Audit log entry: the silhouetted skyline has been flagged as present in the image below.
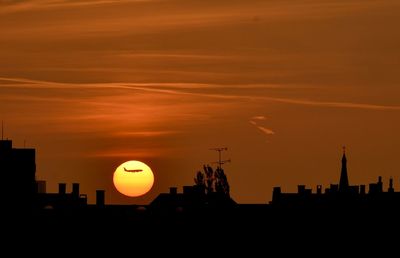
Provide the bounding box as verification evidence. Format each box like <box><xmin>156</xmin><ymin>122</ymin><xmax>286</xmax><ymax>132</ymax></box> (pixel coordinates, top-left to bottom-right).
<box><xmin>3</xmin><ymin>134</ymin><xmax>400</xmax><ymax>254</ymax></box>
<box><xmin>1</xmin><ymin>0</ymin><xmax>400</xmax><ymax>205</ymax></box>
<box><xmin>2</xmin><ymin>136</ymin><xmax>400</xmax><ymax>212</ymax></box>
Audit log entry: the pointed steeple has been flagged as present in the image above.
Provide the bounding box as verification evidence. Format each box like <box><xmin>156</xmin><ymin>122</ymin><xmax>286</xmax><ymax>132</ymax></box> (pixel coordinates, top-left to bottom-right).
<box><xmin>339</xmin><ymin>146</ymin><xmax>349</xmax><ymax>192</ymax></box>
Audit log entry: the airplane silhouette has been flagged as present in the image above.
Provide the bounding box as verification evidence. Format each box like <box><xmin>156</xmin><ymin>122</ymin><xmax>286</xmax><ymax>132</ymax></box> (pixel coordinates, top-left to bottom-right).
<box><xmin>124</xmin><ymin>167</ymin><xmax>143</xmax><ymax>173</ymax></box>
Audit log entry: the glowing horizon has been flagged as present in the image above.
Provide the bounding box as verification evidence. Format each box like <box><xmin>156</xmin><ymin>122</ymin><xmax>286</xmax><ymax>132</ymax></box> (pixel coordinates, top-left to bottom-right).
<box><xmin>1</xmin><ymin>0</ymin><xmax>400</xmax><ymax>204</ymax></box>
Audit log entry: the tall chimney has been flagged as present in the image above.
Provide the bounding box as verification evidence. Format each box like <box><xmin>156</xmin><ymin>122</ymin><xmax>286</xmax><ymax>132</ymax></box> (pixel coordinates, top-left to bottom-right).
<box><xmin>170</xmin><ymin>187</ymin><xmax>177</xmax><ymax>195</ymax></box>
<box><xmin>317</xmin><ymin>185</ymin><xmax>322</xmax><ymax>194</ymax></box>
<box><xmin>96</xmin><ymin>190</ymin><xmax>105</xmax><ymax>207</ymax></box>
<box><xmin>378</xmin><ymin>176</ymin><xmax>383</xmax><ymax>193</ymax></box>
<box><xmin>389</xmin><ymin>178</ymin><xmax>394</xmax><ymax>193</ymax></box>
<box><xmin>360</xmin><ymin>185</ymin><xmax>366</xmax><ymax>195</ymax></box>
<box><xmin>272</xmin><ymin>187</ymin><xmax>281</xmax><ymax>203</ymax></box>
<box><xmin>58</xmin><ymin>183</ymin><xmax>66</xmax><ymax>194</ymax></box>
<box><xmin>72</xmin><ymin>183</ymin><xmax>80</xmax><ymax>197</ymax></box>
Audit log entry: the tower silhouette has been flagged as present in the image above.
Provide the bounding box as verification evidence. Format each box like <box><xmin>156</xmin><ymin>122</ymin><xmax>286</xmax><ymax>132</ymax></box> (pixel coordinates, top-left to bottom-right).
<box><xmin>339</xmin><ymin>147</ymin><xmax>349</xmax><ymax>192</ymax></box>
<box><xmin>0</xmin><ymin>138</ymin><xmax>36</xmax><ymax>207</ymax></box>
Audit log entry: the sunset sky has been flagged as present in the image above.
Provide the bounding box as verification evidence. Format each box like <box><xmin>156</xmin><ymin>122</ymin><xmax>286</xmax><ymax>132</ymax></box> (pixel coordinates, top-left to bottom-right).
<box><xmin>1</xmin><ymin>0</ymin><xmax>400</xmax><ymax>204</ymax></box>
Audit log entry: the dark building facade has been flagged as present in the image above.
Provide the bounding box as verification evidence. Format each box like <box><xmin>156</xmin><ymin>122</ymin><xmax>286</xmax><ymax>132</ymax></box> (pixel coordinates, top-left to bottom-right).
<box><xmin>150</xmin><ymin>185</ymin><xmax>236</xmax><ymax>212</ymax></box>
<box><xmin>0</xmin><ymin>139</ymin><xmax>36</xmax><ymax>206</ymax></box>
<box><xmin>0</xmin><ymin>139</ymin><xmax>90</xmax><ymax>211</ymax></box>
<box><xmin>35</xmin><ymin>182</ymin><xmax>88</xmax><ymax>210</ymax></box>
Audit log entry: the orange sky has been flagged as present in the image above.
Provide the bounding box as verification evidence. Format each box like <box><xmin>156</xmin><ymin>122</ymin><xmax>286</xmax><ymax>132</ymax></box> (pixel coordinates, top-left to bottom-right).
<box><xmin>1</xmin><ymin>0</ymin><xmax>400</xmax><ymax>204</ymax></box>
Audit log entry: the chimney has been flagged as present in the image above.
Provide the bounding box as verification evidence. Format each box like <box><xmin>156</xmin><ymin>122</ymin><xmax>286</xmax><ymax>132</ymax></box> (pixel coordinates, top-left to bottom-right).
<box><xmin>360</xmin><ymin>185</ymin><xmax>366</xmax><ymax>195</ymax></box>
<box><xmin>272</xmin><ymin>187</ymin><xmax>281</xmax><ymax>203</ymax></box>
<box><xmin>96</xmin><ymin>190</ymin><xmax>105</xmax><ymax>207</ymax></box>
<box><xmin>389</xmin><ymin>178</ymin><xmax>394</xmax><ymax>193</ymax></box>
<box><xmin>298</xmin><ymin>185</ymin><xmax>306</xmax><ymax>194</ymax></box>
<box><xmin>36</xmin><ymin>180</ymin><xmax>46</xmax><ymax>194</ymax></box>
<box><xmin>170</xmin><ymin>187</ymin><xmax>177</xmax><ymax>195</ymax></box>
<box><xmin>317</xmin><ymin>185</ymin><xmax>322</xmax><ymax>194</ymax></box>
<box><xmin>377</xmin><ymin>176</ymin><xmax>383</xmax><ymax>193</ymax></box>
<box><xmin>72</xmin><ymin>183</ymin><xmax>80</xmax><ymax>197</ymax></box>
<box><xmin>58</xmin><ymin>183</ymin><xmax>66</xmax><ymax>194</ymax></box>
<box><xmin>273</xmin><ymin>187</ymin><xmax>281</xmax><ymax>195</ymax></box>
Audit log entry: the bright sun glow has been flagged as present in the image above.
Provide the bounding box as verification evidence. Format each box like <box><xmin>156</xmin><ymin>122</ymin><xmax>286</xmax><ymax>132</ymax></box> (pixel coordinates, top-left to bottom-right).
<box><xmin>113</xmin><ymin>160</ymin><xmax>154</xmax><ymax>197</ymax></box>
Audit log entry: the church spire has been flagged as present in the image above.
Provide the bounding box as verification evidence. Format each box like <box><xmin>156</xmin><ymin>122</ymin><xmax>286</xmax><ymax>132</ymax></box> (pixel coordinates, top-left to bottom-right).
<box><xmin>339</xmin><ymin>146</ymin><xmax>349</xmax><ymax>192</ymax></box>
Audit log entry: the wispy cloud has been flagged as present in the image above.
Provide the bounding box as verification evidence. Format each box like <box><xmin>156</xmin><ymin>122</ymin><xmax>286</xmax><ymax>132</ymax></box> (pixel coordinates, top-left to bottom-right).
<box><xmin>121</xmin><ymin>85</ymin><xmax>400</xmax><ymax>111</ymax></box>
<box><xmin>251</xmin><ymin>116</ymin><xmax>267</xmax><ymax>121</ymax></box>
<box><xmin>256</xmin><ymin>126</ymin><xmax>275</xmax><ymax>135</ymax></box>
<box><xmin>2</xmin><ymin>1</ymin><xmax>400</xmax><ymax>205</ymax></box>
<box><xmin>249</xmin><ymin>115</ymin><xmax>275</xmax><ymax>137</ymax></box>
<box><xmin>1</xmin><ymin>77</ymin><xmax>400</xmax><ymax>111</ymax></box>
<box><xmin>116</xmin><ymin>52</ymin><xmax>236</xmax><ymax>61</ymax></box>
<box><xmin>261</xmin><ymin>97</ymin><xmax>400</xmax><ymax>111</ymax></box>
<box><xmin>3</xmin><ymin>0</ymin><xmax>397</xmax><ymax>40</ymax></box>
<box><xmin>113</xmin><ymin>130</ymin><xmax>180</xmax><ymax>137</ymax></box>
<box><xmin>0</xmin><ymin>0</ymin><xmax>154</xmax><ymax>14</ymax></box>
<box><xmin>89</xmin><ymin>148</ymin><xmax>172</xmax><ymax>159</ymax></box>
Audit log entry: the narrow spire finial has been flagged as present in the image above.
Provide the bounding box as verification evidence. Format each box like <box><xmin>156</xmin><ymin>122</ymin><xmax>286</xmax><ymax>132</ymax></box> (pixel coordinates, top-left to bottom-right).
<box><xmin>339</xmin><ymin>146</ymin><xmax>349</xmax><ymax>191</ymax></box>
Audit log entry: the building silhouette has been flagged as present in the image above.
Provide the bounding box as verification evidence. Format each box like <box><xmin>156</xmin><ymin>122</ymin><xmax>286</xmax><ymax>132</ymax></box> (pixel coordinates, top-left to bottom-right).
<box><xmin>271</xmin><ymin>149</ymin><xmax>400</xmax><ymax>208</ymax></box>
<box><xmin>0</xmin><ymin>139</ymin><xmax>36</xmax><ymax>207</ymax></box>
<box><xmin>0</xmin><ymin>138</ymin><xmax>92</xmax><ymax>212</ymax></box>
<box><xmin>3</xmin><ymin>135</ymin><xmax>400</xmax><ymax>253</ymax></box>
<box><xmin>2</xmin><ymin>135</ymin><xmax>400</xmax><ymax>219</ymax></box>
<box><xmin>150</xmin><ymin>185</ymin><xmax>236</xmax><ymax>212</ymax></box>
<box><xmin>339</xmin><ymin>147</ymin><xmax>349</xmax><ymax>192</ymax></box>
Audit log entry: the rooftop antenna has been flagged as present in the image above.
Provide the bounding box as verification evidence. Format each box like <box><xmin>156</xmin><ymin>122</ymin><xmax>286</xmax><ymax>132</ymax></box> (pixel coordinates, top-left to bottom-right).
<box><xmin>209</xmin><ymin>147</ymin><xmax>231</xmax><ymax>169</ymax></box>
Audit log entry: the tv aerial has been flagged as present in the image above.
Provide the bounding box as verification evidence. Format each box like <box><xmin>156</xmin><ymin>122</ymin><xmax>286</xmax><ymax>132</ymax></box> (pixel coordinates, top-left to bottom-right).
<box><xmin>209</xmin><ymin>147</ymin><xmax>231</xmax><ymax>169</ymax></box>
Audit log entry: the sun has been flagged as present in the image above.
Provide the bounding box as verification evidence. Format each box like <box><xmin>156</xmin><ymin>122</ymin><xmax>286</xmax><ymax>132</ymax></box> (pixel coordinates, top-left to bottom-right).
<box><xmin>113</xmin><ymin>160</ymin><xmax>154</xmax><ymax>197</ymax></box>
